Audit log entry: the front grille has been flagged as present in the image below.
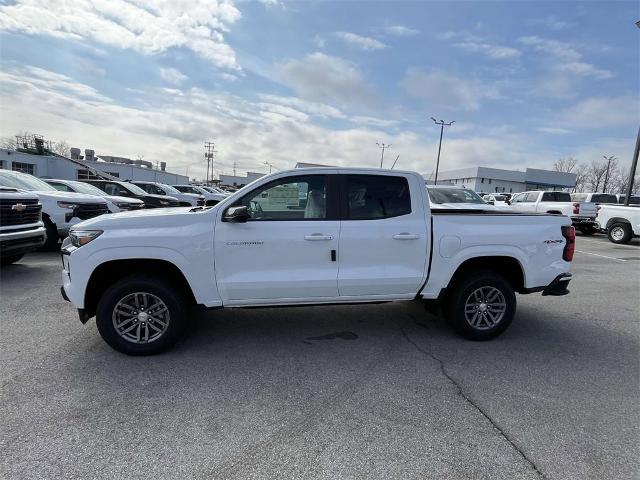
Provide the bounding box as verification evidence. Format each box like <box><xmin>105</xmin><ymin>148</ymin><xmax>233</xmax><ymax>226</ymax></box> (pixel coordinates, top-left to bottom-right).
<box><xmin>74</xmin><ymin>203</ymin><xmax>109</xmax><ymax>220</ymax></box>
<box><xmin>0</xmin><ymin>199</ymin><xmax>41</xmax><ymax>227</ymax></box>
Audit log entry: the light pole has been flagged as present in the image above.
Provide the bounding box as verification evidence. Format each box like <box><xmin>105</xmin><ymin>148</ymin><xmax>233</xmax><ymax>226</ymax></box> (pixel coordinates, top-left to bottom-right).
<box><xmin>376</xmin><ymin>142</ymin><xmax>391</xmax><ymax>168</ymax></box>
<box><xmin>264</xmin><ymin>161</ymin><xmax>274</xmax><ymax>173</ymax></box>
<box><xmin>430</xmin><ymin>117</ymin><xmax>455</xmax><ymax>184</ymax></box>
<box><xmin>602</xmin><ymin>155</ymin><xmax>615</xmax><ymax>193</ymax></box>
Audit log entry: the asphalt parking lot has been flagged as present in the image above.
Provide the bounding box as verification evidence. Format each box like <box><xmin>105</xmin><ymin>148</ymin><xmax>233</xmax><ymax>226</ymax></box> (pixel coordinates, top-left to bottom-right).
<box><xmin>1</xmin><ymin>234</ymin><xmax>639</xmax><ymax>480</ymax></box>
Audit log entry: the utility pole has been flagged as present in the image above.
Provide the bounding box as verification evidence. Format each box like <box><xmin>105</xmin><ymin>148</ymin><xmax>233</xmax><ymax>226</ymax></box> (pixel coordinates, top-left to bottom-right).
<box><xmin>624</xmin><ymin>127</ymin><xmax>639</xmax><ymax>205</ymax></box>
<box><xmin>233</xmin><ymin>160</ymin><xmax>237</xmax><ymax>177</ymax></box>
<box><xmin>264</xmin><ymin>161</ymin><xmax>274</xmax><ymax>173</ymax></box>
<box><xmin>391</xmin><ymin>155</ymin><xmax>400</xmax><ymax>169</ymax></box>
<box><xmin>204</xmin><ymin>141</ymin><xmax>216</xmax><ymax>184</ymax></box>
<box><xmin>602</xmin><ymin>155</ymin><xmax>615</xmax><ymax>193</ymax></box>
<box><xmin>376</xmin><ymin>142</ymin><xmax>391</xmax><ymax>168</ymax></box>
<box><xmin>430</xmin><ymin>117</ymin><xmax>455</xmax><ymax>185</ymax></box>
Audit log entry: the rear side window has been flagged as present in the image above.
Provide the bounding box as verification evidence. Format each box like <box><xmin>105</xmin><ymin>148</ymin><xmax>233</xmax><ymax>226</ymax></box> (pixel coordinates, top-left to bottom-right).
<box><xmin>345</xmin><ymin>175</ymin><xmax>411</xmax><ymax>220</ymax></box>
<box><xmin>541</xmin><ymin>192</ymin><xmax>571</xmax><ymax>202</ymax></box>
<box><xmin>590</xmin><ymin>194</ymin><xmax>617</xmax><ymax>203</ymax></box>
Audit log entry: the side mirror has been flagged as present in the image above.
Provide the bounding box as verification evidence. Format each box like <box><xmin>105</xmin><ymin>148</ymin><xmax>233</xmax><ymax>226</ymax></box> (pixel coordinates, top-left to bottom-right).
<box><xmin>224</xmin><ymin>205</ymin><xmax>250</xmax><ymax>223</ymax></box>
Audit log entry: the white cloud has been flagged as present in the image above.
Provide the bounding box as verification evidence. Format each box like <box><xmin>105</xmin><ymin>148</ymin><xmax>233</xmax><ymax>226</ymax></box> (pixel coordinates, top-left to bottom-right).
<box><xmin>530</xmin><ymin>16</ymin><xmax>572</xmax><ymax>31</ymax></box>
<box><xmin>537</xmin><ymin>127</ymin><xmax>572</xmax><ymax>135</ymax></box>
<box><xmin>275</xmin><ymin>52</ymin><xmax>376</xmax><ymax>108</ymax></box>
<box><xmin>400</xmin><ymin>68</ymin><xmax>499</xmax><ymax>111</ymax></box>
<box><xmin>385</xmin><ymin>25</ymin><xmax>420</xmax><ymax>36</ymax></box>
<box><xmin>0</xmin><ymin>0</ymin><xmax>242</xmax><ymax>69</ymax></box>
<box><xmin>333</xmin><ymin>32</ymin><xmax>386</xmax><ymax>51</ymax></box>
<box><xmin>438</xmin><ymin>32</ymin><xmax>520</xmax><ymax>60</ymax></box>
<box><xmin>159</xmin><ymin>68</ymin><xmax>188</xmax><ymax>86</ymax></box>
<box><xmin>518</xmin><ymin>36</ymin><xmax>612</xmax><ymax>79</ymax></box>
<box><xmin>561</xmin><ymin>96</ymin><xmax>639</xmax><ymax>128</ymax></box>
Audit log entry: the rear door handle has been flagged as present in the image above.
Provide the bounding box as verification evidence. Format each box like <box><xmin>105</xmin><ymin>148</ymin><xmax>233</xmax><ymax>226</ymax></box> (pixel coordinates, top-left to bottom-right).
<box><xmin>393</xmin><ymin>233</ymin><xmax>419</xmax><ymax>240</ymax></box>
<box><xmin>304</xmin><ymin>234</ymin><xmax>333</xmax><ymax>241</ymax></box>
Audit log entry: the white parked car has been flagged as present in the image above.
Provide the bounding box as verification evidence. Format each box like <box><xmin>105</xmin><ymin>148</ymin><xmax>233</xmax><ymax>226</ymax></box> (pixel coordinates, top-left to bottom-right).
<box><xmin>172</xmin><ymin>184</ymin><xmax>227</xmax><ymax>206</ymax></box>
<box><xmin>0</xmin><ymin>169</ymin><xmax>109</xmax><ymax>250</ymax></box>
<box><xmin>483</xmin><ymin>194</ymin><xmax>510</xmax><ymax>206</ymax></box>
<box><xmin>426</xmin><ymin>186</ymin><xmax>496</xmax><ymax>210</ymax></box>
<box><xmin>45</xmin><ymin>179</ymin><xmax>145</xmax><ymax>213</ymax></box>
<box><xmin>61</xmin><ymin>168</ymin><xmax>575</xmax><ymax>355</ymax></box>
<box><xmin>0</xmin><ymin>186</ymin><xmax>46</xmax><ymax>265</ymax></box>
<box><xmin>132</xmin><ymin>181</ymin><xmax>204</xmax><ymax>207</ymax></box>
<box><xmin>509</xmin><ymin>190</ymin><xmax>598</xmax><ymax>234</ymax></box>
<box><xmin>595</xmin><ymin>204</ymin><xmax>640</xmax><ymax>244</ymax></box>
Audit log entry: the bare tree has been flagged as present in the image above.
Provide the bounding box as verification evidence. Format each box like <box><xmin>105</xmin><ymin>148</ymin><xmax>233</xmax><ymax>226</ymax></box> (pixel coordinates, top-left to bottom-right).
<box><xmin>51</xmin><ymin>140</ymin><xmax>70</xmax><ymax>157</ymax></box>
<box><xmin>601</xmin><ymin>155</ymin><xmax>618</xmax><ymax>193</ymax></box>
<box><xmin>553</xmin><ymin>157</ymin><xmax>578</xmax><ymax>173</ymax></box>
<box><xmin>584</xmin><ymin>159</ymin><xmax>609</xmax><ymax>192</ymax></box>
<box><xmin>0</xmin><ymin>136</ymin><xmax>16</xmax><ymax>150</ymax></box>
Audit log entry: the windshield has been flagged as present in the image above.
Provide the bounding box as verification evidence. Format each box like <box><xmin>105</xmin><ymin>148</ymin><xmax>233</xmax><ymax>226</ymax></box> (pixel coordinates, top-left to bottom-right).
<box><xmin>428</xmin><ymin>188</ymin><xmax>485</xmax><ymax>204</ymax></box>
<box><xmin>158</xmin><ymin>183</ymin><xmax>182</xmax><ymax>194</ymax></box>
<box><xmin>122</xmin><ymin>182</ymin><xmax>148</xmax><ymax>195</ymax></box>
<box><xmin>68</xmin><ymin>181</ymin><xmax>108</xmax><ymax>196</ymax></box>
<box><xmin>0</xmin><ymin>170</ymin><xmax>57</xmax><ymax>191</ymax></box>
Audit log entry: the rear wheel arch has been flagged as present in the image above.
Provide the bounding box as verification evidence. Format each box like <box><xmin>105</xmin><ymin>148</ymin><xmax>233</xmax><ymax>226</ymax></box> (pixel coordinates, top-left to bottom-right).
<box><xmin>606</xmin><ymin>217</ymin><xmax>630</xmax><ymax>229</ymax></box>
<box><xmin>444</xmin><ymin>256</ymin><xmax>526</xmax><ymax>296</ymax></box>
<box><xmin>84</xmin><ymin>259</ymin><xmax>197</xmax><ymax>319</ymax></box>
<box><xmin>546</xmin><ymin>210</ymin><xmax>563</xmax><ymax>215</ymax></box>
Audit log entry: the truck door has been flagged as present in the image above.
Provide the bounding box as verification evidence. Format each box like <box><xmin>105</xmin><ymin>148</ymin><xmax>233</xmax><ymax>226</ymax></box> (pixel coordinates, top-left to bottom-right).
<box><xmin>214</xmin><ymin>174</ymin><xmax>340</xmax><ymax>303</ymax></box>
<box><xmin>337</xmin><ymin>174</ymin><xmax>429</xmax><ymax>296</ymax></box>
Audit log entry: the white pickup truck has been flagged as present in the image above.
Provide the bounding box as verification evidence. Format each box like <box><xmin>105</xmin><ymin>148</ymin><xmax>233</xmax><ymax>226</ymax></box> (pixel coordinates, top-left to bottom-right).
<box><xmin>509</xmin><ymin>190</ymin><xmax>598</xmax><ymax>234</ymax></box>
<box><xmin>595</xmin><ymin>204</ymin><xmax>640</xmax><ymax>244</ymax></box>
<box><xmin>61</xmin><ymin>168</ymin><xmax>576</xmax><ymax>355</ymax></box>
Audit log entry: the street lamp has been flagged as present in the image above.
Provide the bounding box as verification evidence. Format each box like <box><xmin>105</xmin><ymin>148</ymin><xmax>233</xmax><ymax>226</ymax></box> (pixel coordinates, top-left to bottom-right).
<box><xmin>430</xmin><ymin>117</ymin><xmax>455</xmax><ymax>185</ymax></box>
<box><xmin>376</xmin><ymin>142</ymin><xmax>391</xmax><ymax>168</ymax></box>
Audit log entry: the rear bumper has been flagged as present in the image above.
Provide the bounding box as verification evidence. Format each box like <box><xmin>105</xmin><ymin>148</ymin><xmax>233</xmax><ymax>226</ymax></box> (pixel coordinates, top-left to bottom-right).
<box><xmin>0</xmin><ymin>226</ymin><xmax>46</xmax><ymax>256</ymax></box>
<box><xmin>542</xmin><ymin>273</ymin><xmax>572</xmax><ymax>296</ymax></box>
<box><xmin>571</xmin><ymin>217</ymin><xmax>597</xmax><ymax>228</ymax></box>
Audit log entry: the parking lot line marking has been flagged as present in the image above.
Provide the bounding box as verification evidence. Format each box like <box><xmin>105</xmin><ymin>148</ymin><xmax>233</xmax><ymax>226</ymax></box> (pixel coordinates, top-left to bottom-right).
<box><xmin>575</xmin><ymin>250</ymin><xmax>626</xmax><ymax>262</ymax></box>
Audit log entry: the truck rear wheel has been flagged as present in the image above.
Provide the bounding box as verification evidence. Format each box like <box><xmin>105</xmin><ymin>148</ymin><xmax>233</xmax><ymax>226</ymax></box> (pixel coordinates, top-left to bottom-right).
<box><xmin>96</xmin><ymin>274</ymin><xmax>188</xmax><ymax>355</ymax></box>
<box><xmin>579</xmin><ymin>225</ymin><xmax>596</xmax><ymax>235</ymax></box>
<box><xmin>446</xmin><ymin>270</ymin><xmax>516</xmax><ymax>340</ymax></box>
<box><xmin>607</xmin><ymin>223</ymin><xmax>632</xmax><ymax>244</ymax></box>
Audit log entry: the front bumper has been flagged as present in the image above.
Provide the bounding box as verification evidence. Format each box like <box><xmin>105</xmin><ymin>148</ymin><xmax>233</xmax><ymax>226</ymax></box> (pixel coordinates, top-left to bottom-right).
<box><xmin>0</xmin><ymin>226</ymin><xmax>46</xmax><ymax>256</ymax></box>
<box><xmin>542</xmin><ymin>273</ymin><xmax>572</xmax><ymax>296</ymax></box>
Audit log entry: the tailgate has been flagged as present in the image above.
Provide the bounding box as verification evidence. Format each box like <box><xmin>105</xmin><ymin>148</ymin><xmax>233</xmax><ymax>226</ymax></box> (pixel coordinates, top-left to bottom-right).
<box><xmin>579</xmin><ymin>202</ymin><xmax>597</xmax><ymax>218</ymax></box>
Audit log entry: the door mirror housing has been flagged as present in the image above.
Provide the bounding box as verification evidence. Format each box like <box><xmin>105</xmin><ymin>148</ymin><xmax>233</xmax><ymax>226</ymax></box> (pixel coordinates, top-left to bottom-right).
<box><xmin>224</xmin><ymin>205</ymin><xmax>250</xmax><ymax>223</ymax></box>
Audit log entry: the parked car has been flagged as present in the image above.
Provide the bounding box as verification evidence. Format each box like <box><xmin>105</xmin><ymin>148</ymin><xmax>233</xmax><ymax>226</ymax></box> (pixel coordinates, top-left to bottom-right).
<box><xmin>61</xmin><ymin>168</ymin><xmax>575</xmax><ymax>355</ymax></box>
<box><xmin>427</xmin><ymin>186</ymin><xmax>495</xmax><ymax>209</ymax></box>
<box><xmin>82</xmin><ymin>180</ymin><xmax>180</xmax><ymax>209</ymax></box>
<box><xmin>172</xmin><ymin>184</ymin><xmax>226</xmax><ymax>206</ymax></box>
<box><xmin>45</xmin><ymin>179</ymin><xmax>144</xmax><ymax>213</ymax></box>
<box><xmin>0</xmin><ymin>169</ymin><xmax>109</xmax><ymax>250</ymax></box>
<box><xmin>614</xmin><ymin>194</ymin><xmax>640</xmax><ymax>205</ymax></box>
<box><xmin>595</xmin><ymin>204</ymin><xmax>640</xmax><ymax>244</ymax></box>
<box><xmin>132</xmin><ymin>181</ymin><xmax>204</xmax><ymax>207</ymax></box>
<box><xmin>203</xmin><ymin>186</ymin><xmax>231</xmax><ymax>196</ymax></box>
<box><xmin>483</xmin><ymin>194</ymin><xmax>510</xmax><ymax>206</ymax></box>
<box><xmin>0</xmin><ymin>186</ymin><xmax>46</xmax><ymax>265</ymax></box>
<box><xmin>570</xmin><ymin>192</ymin><xmax>618</xmax><ymax>205</ymax></box>
<box><xmin>509</xmin><ymin>190</ymin><xmax>598</xmax><ymax>234</ymax></box>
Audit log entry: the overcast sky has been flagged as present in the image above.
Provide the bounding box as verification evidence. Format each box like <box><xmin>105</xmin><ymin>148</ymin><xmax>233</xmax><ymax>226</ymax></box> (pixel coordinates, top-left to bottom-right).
<box><xmin>0</xmin><ymin>0</ymin><xmax>638</xmax><ymax>179</ymax></box>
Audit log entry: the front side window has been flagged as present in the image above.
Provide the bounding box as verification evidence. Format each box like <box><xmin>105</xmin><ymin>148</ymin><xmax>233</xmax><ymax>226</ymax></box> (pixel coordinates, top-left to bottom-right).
<box><xmin>346</xmin><ymin>175</ymin><xmax>411</xmax><ymax>219</ymax></box>
<box><xmin>525</xmin><ymin>192</ymin><xmax>540</xmax><ymax>202</ymax></box>
<box><xmin>236</xmin><ymin>175</ymin><xmax>327</xmax><ymax>221</ymax></box>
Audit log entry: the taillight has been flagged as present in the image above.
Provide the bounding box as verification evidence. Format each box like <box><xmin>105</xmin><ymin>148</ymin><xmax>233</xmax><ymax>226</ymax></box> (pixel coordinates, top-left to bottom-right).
<box><xmin>572</xmin><ymin>202</ymin><xmax>580</xmax><ymax>214</ymax></box>
<box><xmin>561</xmin><ymin>225</ymin><xmax>576</xmax><ymax>262</ymax></box>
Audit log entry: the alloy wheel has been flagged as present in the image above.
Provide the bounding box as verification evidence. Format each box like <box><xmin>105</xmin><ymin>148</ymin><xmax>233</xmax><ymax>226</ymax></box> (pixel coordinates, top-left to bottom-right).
<box><xmin>464</xmin><ymin>286</ymin><xmax>507</xmax><ymax>330</ymax></box>
<box><xmin>112</xmin><ymin>292</ymin><xmax>170</xmax><ymax>344</ymax></box>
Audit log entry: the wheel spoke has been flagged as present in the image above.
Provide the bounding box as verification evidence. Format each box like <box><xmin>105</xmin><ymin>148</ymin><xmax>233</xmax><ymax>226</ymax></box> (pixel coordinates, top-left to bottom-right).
<box><xmin>120</xmin><ymin>322</ymin><xmax>138</xmax><ymax>334</ymax></box>
<box><xmin>147</xmin><ymin>315</ymin><xmax>167</xmax><ymax>327</ymax></box>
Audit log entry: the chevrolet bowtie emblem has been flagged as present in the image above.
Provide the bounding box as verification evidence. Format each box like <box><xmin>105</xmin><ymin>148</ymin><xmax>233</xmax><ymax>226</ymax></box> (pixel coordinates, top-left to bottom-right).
<box><xmin>11</xmin><ymin>203</ymin><xmax>27</xmax><ymax>212</ymax></box>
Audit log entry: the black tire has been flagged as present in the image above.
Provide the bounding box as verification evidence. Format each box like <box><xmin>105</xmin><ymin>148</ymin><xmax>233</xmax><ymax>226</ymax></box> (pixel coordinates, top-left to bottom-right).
<box><xmin>0</xmin><ymin>253</ymin><xmax>24</xmax><ymax>266</ymax></box>
<box><xmin>95</xmin><ymin>274</ymin><xmax>189</xmax><ymax>355</ymax></box>
<box><xmin>39</xmin><ymin>216</ymin><xmax>59</xmax><ymax>251</ymax></box>
<box><xmin>607</xmin><ymin>223</ymin><xmax>632</xmax><ymax>244</ymax></box>
<box><xmin>579</xmin><ymin>225</ymin><xmax>596</xmax><ymax>235</ymax></box>
<box><xmin>446</xmin><ymin>270</ymin><xmax>516</xmax><ymax>341</ymax></box>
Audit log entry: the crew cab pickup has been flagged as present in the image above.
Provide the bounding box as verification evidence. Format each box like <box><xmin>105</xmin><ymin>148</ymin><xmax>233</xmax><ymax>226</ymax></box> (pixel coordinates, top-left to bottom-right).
<box><xmin>595</xmin><ymin>204</ymin><xmax>640</xmax><ymax>244</ymax></box>
<box><xmin>509</xmin><ymin>190</ymin><xmax>598</xmax><ymax>234</ymax></box>
<box><xmin>61</xmin><ymin>168</ymin><xmax>575</xmax><ymax>355</ymax></box>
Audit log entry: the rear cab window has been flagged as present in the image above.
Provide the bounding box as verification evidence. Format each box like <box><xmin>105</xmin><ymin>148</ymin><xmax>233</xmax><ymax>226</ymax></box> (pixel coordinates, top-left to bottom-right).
<box><xmin>344</xmin><ymin>175</ymin><xmax>411</xmax><ymax>220</ymax></box>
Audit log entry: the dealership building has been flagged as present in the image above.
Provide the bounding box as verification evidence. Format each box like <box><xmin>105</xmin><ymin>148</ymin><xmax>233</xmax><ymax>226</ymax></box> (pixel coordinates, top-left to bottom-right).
<box><xmin>425</xmin><ymin>166</ymin><xmax>577</xmax><ymax>194</ymax></box>
<box><xmin>0</xmin><ymin>147</ymin><xmax>188</xmax><ymax>185</ymax></box>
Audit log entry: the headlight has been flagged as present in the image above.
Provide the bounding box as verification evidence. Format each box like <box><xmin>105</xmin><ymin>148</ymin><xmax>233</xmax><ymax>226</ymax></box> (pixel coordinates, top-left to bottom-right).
<box><xmin>115</xmin><ymin>202</ymin><xmax>130</xmax><ymax>208</ymax></box>
<box><xmin>69</xmin><ymin>230</ymin><xmax>103</xmax><ymax>247</ymax></box>
<box><xmin>159</xmin><ymin>200</ymin><xmax>170</xmax><ymax>206</ymax></box>
<box><xmin>58</xmin><ymin>201</ymin><xmax>79</xmax><ymax>209</ymax></box>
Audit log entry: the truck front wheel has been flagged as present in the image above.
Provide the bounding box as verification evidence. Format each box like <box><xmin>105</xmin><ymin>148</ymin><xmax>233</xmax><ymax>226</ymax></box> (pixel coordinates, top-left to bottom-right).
<box><xmin>96</xmin><ymin>275</ymin><xmax>188</xmax><ymax>355</ymax></box>
<box><xmin>447</xmin><ymin>270</ymin><xmax>516</xmax><ymax>340</ymax></box>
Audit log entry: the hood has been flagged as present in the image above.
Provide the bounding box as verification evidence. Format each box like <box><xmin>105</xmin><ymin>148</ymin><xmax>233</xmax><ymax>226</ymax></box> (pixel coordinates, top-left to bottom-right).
<box><xmin>103</xmin><ymin>194</ymin><xmax>144</xmax><ymax>204</ymax></box>
<box><xmin>0</xmin><ymin>187</ymin><xmax>40</xmax><ymax>201</ymax></box>
<box><xmin>72</xmin><ymin>205</ymin><xmax>208</xmax><ymax>230</ymax></box>
<box><xmin>34</xmin><ymin>190</ymin><xmax>106</xmax><ymax>203</ymax></box>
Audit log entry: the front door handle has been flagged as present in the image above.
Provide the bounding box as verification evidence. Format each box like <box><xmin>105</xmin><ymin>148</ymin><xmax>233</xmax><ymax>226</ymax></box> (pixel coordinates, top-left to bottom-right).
<box><xmin>393</xmin><ymin>233</ymin><xmax>419</xmax><ymax>240</ymax></box>
<box><xmin>304</xmin><ymin>233</ymin><xmax>333</xmax><ymax>241</ymax></box>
